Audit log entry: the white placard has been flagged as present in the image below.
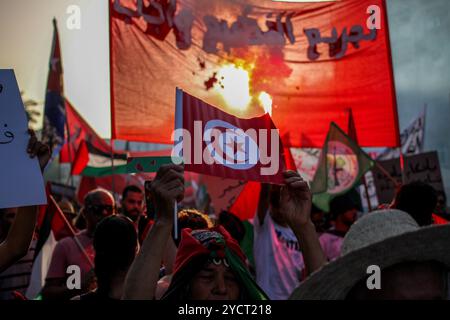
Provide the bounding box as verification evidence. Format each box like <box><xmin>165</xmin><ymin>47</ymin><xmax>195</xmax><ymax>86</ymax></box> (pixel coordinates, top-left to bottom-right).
<box><xmin>0</xmin><ymin>69</ymin><xmax>47</xmax><ymax>208</ymax></box>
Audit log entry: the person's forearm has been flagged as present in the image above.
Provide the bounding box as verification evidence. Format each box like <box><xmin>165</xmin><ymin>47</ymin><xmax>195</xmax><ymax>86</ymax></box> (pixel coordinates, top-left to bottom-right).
<box><xmin>0</xmin><ymin>206</ymin><xmax>38</xmax><ymax>273</ymax></box>
<box><xmin>291</xmin><ymin>221</ymin><xmax>327</xmax><ymax>276</ymax></box>
<box><xmin>163</xmin><ymin>238</ymin><xmax>177</xmax><ymax>275</ymax></box>
<box><xmin>123</xmin><ymin>219</ymin><xmax>172</xmax><ymax>300</ymax></box>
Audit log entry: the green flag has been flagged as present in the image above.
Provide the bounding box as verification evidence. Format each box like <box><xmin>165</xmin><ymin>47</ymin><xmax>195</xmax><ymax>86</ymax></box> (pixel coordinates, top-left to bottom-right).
<box><xmin>126</xmin><ymin>156</ymin><xmax>182</xmax><ymax>173</ymax></box>
<box><xmin>311</xmin><ymin>122</ymin><xmax>374</xmax><ymax>212</ymax></box>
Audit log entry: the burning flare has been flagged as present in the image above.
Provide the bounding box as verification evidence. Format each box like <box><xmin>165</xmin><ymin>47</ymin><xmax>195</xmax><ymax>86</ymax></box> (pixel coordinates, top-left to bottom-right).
<box><xmin>258</xmin><ymin>91</ymin><xmax>273</xmax><ymax>116</ymax></box>
<box><xmin>214</xmin><ymin>62</ymin><xmax>273</xmax><ymax>116</ymax></box>
<box><xmin>215</xmin><ymin>64</ymin><xmax>252</xmax><ymax>111</ymax></box>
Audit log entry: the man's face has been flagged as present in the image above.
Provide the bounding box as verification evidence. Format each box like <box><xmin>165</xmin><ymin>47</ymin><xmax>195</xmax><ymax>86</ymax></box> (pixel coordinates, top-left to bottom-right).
<box><xmin>189</xmin><ymin>261</ymin><xmax>241</xmax><ymax>300</ymax></box>
<box><xmin>347</xmin><ymin>261</ymin><xmax>447</xmax><ymax>300</ymax></box>
<box><xmin>85</xmin><ymin>192</ymin><xmax>115</xmax><ymax>228</ymax></box>
<box><xmin>121</xmin><ymin>191</ymin><xmax>143</xmax><ymax>222</ymax></box>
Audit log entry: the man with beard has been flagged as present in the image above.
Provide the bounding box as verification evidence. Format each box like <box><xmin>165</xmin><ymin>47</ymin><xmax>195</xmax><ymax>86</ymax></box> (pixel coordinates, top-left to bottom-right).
<box><xmin>120</xmin><ymin>185</ymin><xmax>144</xmax><ymax>227</ymax></box>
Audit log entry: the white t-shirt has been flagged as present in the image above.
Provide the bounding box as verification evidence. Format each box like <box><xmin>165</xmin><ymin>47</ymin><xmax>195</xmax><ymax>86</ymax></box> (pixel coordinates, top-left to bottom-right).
<box><xmin>319</xmin><ymin>232</ymin><xmax>344</xmax><ymax>262</ymax></box>
<box><xmin>253</xmin><ymin>212</ymin><xmax>305</xmax><ymax>300</ymax></box>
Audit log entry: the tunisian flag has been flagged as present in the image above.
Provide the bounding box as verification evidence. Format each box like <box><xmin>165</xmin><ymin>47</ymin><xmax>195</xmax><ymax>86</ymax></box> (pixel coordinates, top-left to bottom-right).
<box><xmin>175</xmin><ymin>89</ymin><xmax>286</xmax><ymax>184</ymax></box>
<box><xmin>110</xmin><ymin>0</ymin><xmax>399</xmax><ymax>148</ymax></box>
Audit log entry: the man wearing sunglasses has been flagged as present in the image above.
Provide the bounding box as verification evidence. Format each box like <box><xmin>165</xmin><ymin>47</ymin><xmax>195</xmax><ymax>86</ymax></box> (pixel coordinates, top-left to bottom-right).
<box><xmin>42</xmin><ymin>189</ymin><xmax>115</xmax><ymax>300</ymax></box>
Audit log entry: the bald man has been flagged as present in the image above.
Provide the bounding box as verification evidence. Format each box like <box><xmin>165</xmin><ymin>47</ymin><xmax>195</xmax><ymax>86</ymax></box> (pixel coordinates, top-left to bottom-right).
<box><xmin>42</xmin><ymin>189</ymin><xmax>115</xmax><ymax>300</ymax></box>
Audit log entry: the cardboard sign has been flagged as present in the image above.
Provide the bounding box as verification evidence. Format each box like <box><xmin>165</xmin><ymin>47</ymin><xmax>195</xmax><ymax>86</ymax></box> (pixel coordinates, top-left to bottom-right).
<box><xmin>0</xmin><ymin>70</ymin><xmax>47</xmax><ymax>208</ymax></box>
<box><xmin>373</xmin><ymin>151</ymin><xmax>444</xmax><ymax>204</ymax></box>
<box><xmin>359</xmin><ymin>171</ymin><xmax>379</xmax><ymax>212</ymax></box>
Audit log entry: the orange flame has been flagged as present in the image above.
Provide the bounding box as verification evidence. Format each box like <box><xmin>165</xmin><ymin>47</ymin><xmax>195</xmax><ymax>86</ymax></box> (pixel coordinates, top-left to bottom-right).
<box><xmin>214</xmin><ymin>61</ymin><xmax>273</xmax><ymax>115</ymax></box>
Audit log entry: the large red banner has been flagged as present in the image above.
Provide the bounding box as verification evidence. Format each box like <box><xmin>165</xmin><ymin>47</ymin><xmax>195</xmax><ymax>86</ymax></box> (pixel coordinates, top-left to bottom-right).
<box><xmin>110</xmin><ymin>0</ymin><xmax>399</xmax><ymax>148</ymax></box>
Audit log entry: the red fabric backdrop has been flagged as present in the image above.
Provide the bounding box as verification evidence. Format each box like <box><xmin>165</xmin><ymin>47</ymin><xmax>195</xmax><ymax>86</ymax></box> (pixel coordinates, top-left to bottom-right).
<box><xmin>110</xmin><ymin>0</ymin><xmax>399</xmax><ymax>148</ymax></box>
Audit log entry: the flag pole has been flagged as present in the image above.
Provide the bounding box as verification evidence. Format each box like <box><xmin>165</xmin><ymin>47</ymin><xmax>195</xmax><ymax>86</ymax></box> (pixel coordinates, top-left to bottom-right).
<box><xmin>361</xmin><ymin>174</ymin><xmax>373</xmax><ymax>212</ymax></box>
<box><xmin>49</xmin><ymin>195</ymin><xmax>94</xmax><ymax>269</ymax></box>
<box><xmin>111</xmin><ymin>139</ymin><xmax>116</xmax><ymax>200</ymax></box>
<box><xmin>173</xmin><ymin>88</ymin><xmax>184</xmax><ymax>241</ymax></box>
<box><xmin>64</xmin><ymin>110</ymin><xmax>74</xmax><ymax>186</ymax></box>
<box><xmin>399</xmin><ymin>150</ymin><xmax>406</xmax><ymax>184</ymax></box>
<box><xmin>345</xmin><ymin>108</ymin><xmax>373</xmax><ymax>210</ymax></box>
<box><xmin>375</xmin><ymin>160</ymin><xmax>400</xmax><ymax>187</ymax></box>
<box><xmin>108</xmin><ymin>0</ymin><xmax>117</xmax><ymax>203</ymax></box>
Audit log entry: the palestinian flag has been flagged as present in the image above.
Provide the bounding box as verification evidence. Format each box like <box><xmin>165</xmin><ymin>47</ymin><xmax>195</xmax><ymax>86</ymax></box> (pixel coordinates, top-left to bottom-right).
<box><xmin>311</xmin><ymin>122</ymin><xmax>374</xmax><ymax>212</ymax></box>
<box><xmin>71</xmin><ymin>140</ymin><xmax>128</xmax><ymax>176</ymax></box>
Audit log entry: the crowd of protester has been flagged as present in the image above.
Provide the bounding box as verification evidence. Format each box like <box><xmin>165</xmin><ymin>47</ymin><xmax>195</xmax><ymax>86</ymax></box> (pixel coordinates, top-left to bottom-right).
<box><xmin>1</xmin><ymin>133</ymin><xmax>449</xmax><ymax>300</ymax></box>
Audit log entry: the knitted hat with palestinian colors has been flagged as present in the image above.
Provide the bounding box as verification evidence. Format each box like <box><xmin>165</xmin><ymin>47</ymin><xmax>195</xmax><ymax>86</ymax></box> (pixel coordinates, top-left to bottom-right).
<box><xmin>162</xmin><ymin>226</ymin><xmax>268</xmax><ymax>300</ymax></box>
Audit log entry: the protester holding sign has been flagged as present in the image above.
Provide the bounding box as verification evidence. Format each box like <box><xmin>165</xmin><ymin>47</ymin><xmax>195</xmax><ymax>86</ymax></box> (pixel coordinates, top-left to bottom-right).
<box><xmin>0</xmin><ymin>130</ymin><xmax>50</xmax><ymax>273</ymax></box>
<box><xmin>0</xmin><ymin>207</ymin><xmax>36</xmax><ymax>300</ymax></box>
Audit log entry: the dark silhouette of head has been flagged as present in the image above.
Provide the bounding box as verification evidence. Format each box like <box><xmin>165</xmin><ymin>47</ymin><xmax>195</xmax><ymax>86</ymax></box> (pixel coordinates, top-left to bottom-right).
<box><xmin>329</xmin><ymin>190</ymin><xmax>361</xmax><ymax>233</ymax></box>
<box><xmin>394</xmin><ymin>181</ymin><xmax>437</xmax><ymax>226</ymax></box>
<box><xmin>93</xmin><ymin>215</ymin><xmax>138</xmax><ymax>294</ymax></box>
